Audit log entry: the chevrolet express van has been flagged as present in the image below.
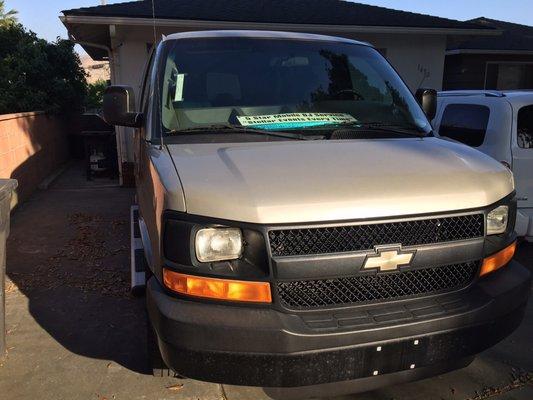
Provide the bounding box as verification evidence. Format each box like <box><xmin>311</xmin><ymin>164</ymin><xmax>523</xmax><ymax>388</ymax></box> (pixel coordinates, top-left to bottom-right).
<box><xmin>103</xmin><ymin>31</ymin><xmax>530</xmax><ymax>397</ymax></box>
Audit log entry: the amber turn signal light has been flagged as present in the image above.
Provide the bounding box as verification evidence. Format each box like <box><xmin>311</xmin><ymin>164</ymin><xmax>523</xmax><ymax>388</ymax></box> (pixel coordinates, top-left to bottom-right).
<box><xmin>163</xmin><ymin>269</ymin><xmax>272</xmax><ymax>303</ymax></box>
<box><xmin>480</xmin><ymin>241</ymin><xmax>517</xmax><ymax>277</ymax></box>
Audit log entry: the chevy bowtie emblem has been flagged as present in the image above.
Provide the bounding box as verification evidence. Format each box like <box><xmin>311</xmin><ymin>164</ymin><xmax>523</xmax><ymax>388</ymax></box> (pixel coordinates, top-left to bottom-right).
<box><xmin>362</xmin><ymin>245</ymin><xmax>415</xmax><ymax>272</ymax></box>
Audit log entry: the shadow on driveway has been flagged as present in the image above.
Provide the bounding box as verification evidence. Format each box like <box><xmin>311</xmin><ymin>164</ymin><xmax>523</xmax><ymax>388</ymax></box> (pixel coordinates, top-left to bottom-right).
<box><xmin>5</xmin><ymin>164</ymin><xmax>147</xmax><ymax>373</ymax></box>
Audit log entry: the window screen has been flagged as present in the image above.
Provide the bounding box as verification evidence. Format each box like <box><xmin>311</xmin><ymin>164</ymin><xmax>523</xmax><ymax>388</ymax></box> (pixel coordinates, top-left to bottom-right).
<box><xmin>439</xmin><ymin>104</ymin><xmax>490</xmax><ymax>147</ymax></box>
<box><xmin>518</xmin><ymin>105</ymin><xmax>533</xmax><ymax>149</ymax></box>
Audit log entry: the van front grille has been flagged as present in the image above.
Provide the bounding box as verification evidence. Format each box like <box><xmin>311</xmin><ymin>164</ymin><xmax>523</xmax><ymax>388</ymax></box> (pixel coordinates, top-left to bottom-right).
<box><xmin>276</xmin><ymin>261</ymin><xmax>480</xmax><ymax>309</ymax></box>
<box><xmin>268</xmin><ymin>214</ymin><xmax>484</xmax><ymax>257</ymax></box>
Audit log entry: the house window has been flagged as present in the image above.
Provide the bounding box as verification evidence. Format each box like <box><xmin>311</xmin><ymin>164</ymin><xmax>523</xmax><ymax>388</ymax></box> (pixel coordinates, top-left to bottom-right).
<box><xmin>518</xmin><ymin>105</ymin><xmax>533</xmax><ymax>149</ymax></box>
<box><xmin>485</xmin><ymin>62</ymin><xmax>533</xmax><ymax>90</ymax></box>
<box><xmin>439</xmin><ymin>104</ymin><xmax>490</xmax><ymax>147</ymax></box>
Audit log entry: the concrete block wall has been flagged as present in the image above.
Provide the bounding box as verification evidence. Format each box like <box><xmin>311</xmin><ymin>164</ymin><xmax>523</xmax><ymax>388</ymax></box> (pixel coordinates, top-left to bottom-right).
<box><xmin>0</xmin><ymin>112</ymin><xmax>70</xmax><ymax>207</ymax></box>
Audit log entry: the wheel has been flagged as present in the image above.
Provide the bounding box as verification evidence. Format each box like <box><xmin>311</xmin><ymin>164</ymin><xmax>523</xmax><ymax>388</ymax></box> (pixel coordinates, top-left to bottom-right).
<box><xmin>146</xmin><ymin>311</ymin><xmax>173</xmax><ymax>377</ymax></box>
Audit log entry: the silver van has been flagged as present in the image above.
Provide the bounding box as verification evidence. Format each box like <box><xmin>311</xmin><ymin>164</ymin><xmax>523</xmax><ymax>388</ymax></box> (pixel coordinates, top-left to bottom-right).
<box><xmin>433</xmin><ymin>90</ymin><xmax>533</xmax><ymax>242</ymax></box>
<box><xmin>103</xmin><ymin>31</ymin><xmax>530</xmax><ymax>396</ymax></box>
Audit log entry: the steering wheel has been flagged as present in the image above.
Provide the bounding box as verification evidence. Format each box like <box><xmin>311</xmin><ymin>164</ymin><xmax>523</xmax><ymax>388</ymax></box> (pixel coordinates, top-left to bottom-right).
<box><xmin>332</xmin><ymin>89</ymin><xmax>365</xmax><ymax>100</ymax></box>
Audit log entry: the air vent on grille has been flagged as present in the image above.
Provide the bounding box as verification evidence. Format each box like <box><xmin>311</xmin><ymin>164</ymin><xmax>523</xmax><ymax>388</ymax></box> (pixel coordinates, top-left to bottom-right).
<box><xmin>277</xmin><ymin>261</ymin><xmax>480</xmax><ymax>309</ymax></box>
<box><xmin>269</xmin><ymin>214</ymin><xmax>484</xmax><ymax>257</ymax></box>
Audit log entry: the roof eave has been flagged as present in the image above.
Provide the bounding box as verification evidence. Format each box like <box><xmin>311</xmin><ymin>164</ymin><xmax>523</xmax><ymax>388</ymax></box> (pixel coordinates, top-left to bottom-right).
<box><xmin>60</xmin><ymin>14</ymin><xmax>501</xmax><ymax>36</ymax></box>
<box><xmin>60</xmin><ymin>15</ymin><xmax>112</xmax><ymax>61</ymax></box>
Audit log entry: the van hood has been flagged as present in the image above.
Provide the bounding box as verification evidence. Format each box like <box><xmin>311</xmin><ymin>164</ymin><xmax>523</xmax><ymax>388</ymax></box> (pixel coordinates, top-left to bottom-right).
<box><xmin>165</xmin><ymin>138</ymin><xmax>514</xmax><ymax>224</ymax></box>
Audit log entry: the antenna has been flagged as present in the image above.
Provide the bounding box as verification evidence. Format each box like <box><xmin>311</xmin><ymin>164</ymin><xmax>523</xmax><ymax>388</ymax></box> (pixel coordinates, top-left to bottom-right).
<box><xmin>151</xmin><ymin>0</ymin><xmax>164</xmax><ymax>149</ymax></box>
<box><xmin>151</xmin><ymin>0</ymin><xmax>157</xmax><ymax>46</ymax></box>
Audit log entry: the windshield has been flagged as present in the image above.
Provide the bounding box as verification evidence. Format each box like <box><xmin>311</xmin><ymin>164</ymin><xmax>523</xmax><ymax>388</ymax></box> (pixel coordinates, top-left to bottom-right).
<box><xmin>158</xmin><ymin>37</ymin><xmax>432</xmax><ymax>138</ymax></box>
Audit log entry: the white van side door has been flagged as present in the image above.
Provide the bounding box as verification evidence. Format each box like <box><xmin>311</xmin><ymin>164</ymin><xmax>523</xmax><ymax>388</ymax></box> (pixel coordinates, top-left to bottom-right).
<box><xmin>512</xmin><ymin>103</ymin><xmax>533</xmax><ymax>209</ymax></box>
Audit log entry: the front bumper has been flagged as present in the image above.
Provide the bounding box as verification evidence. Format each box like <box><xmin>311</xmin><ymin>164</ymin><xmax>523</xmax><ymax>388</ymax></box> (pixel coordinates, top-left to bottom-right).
<box><xmin>147</xmin><ymin>260</ymin><xmax>530</xmax><ymax>389</ymax></box>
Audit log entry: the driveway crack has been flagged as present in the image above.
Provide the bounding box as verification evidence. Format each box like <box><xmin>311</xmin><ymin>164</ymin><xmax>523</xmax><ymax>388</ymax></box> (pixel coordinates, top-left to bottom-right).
<box><xmin>463</xmin><ymin>370</ymin><xmax>532</xmax><ymax>400</ymax></box>
<box><xmin>219</xmin><ymin>384</ymin><xmax>229</xmax><ymax>400</ymax></box>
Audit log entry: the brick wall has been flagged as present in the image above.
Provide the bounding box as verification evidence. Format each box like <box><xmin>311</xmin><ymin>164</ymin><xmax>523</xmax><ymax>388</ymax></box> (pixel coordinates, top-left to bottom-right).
<box><xmin>0</xmin><ymin>112</ymin><xmax>70</xmax><ymax>207</ymax></box>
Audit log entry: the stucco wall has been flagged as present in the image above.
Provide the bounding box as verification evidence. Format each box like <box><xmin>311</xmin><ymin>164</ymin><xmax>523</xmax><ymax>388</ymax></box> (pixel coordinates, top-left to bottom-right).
<box><xmin>113</xmin><ymin>41</ymin><xmax>149</xmax><ymax>167</ymax></box>
<box><xmin>360</xmin><ymin>34</ymin><xmax>446</xmax><ymax>91</ymax></box>
<box><xmin>0</xmin><ymin>112</ymin><xmax>70</xmax><ymax>207</ymax></box>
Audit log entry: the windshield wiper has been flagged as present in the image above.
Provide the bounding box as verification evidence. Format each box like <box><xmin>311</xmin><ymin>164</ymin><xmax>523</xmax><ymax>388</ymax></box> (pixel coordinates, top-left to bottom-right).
<box><xmin>332</xmin><ymin>122</ymin><xmax>427</xmax><ymax>137</ymax></box>
<box><xmin>166</xmin><ymin>124</ymin><xmax>310</xmax><ymax>140</ymax></box>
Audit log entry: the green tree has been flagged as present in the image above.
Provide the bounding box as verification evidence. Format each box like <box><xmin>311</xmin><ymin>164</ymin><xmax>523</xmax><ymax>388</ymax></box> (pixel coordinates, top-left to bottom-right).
<box><xmin>85</xmin><ymin>80</ymin><xmax>108</xmax><ymax>111</ymax></box>
<box><xmin>0</xmin><ymin>23</ymin><xmax>88</xmax><ymax>114</ymax></box>
<box><xmin>0</xmin><ymin>1</ymin><xmax>17</xmax><ymax>27</ymax></box>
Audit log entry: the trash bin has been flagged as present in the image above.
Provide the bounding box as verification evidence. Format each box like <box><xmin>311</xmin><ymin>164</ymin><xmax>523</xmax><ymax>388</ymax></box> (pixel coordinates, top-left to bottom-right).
<box><xmin>0</xmin><ymin>179</ymin><xmax>17</xmax><ymax>359</ymax></box>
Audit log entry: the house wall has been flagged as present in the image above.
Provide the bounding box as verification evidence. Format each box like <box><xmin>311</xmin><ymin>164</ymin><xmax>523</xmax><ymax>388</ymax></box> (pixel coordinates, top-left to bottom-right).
<box><xmin>81</xmin><ymin>55</ymin><xmax>111</xmax><ymax>84</ymax></box>
<box><xmin>111</xmin><ymin>40</ymin><xmax>150</xmax><ymax>173</ymax></box>
<box><xmin>109</xmin><ymin>26</ymin><xmax>447</xmax><ymax>164</ymax></box>
<box><xmin>341</xmin><ymin>33</ymin><xmax>446</xmax><ymax>91</ymax></box>
<box><xmin>443</xmin><ymin>53</ymin><xmax>533</xmax><ymax>90</ymax></box>
<box><xmin>0</xmin><ymin>112</ymin><xmax>70</xmax><ymax>208</ymax></box>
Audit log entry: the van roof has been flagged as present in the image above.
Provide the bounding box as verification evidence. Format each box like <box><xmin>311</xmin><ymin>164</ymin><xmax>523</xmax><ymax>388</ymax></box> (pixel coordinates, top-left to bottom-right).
<box><xmin>438</xmin><ymin>90</ymin><xmax>533</xmax><ymax>99</ymax></box>
<box><xmin>162</xmin><ymin>30</ymin><xmax>371</xmax><ymax>47</ymax></box>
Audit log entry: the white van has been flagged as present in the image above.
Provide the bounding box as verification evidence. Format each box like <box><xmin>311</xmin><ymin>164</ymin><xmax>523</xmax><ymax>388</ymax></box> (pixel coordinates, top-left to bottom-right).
<box><xmin>433</xmin><ymin>91</ymin><xmax>533</xmax><ymax>241</ymax></box>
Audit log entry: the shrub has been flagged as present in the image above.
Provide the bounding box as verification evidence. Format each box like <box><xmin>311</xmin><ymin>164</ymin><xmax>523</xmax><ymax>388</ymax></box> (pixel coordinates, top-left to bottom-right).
<box><xmin>85</xmin><ymin>79</ymin><xmax>108</xmax><ymax>111</ymax></box>
<box><xmin>0</xmin><ymin>23</ymin><xmax>87</xmax><ymax>115</ymax></box>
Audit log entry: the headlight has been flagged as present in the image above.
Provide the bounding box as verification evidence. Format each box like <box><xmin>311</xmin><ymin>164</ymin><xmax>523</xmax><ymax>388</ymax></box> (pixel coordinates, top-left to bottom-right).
<box><xmin>195</xmin><ymin>227</ymin><xmax>243</xmax><ymax>262</ymax></box>
<box><xmin>487</xmin><ymin>205</ymin><xmax>509</xmax><ymax>235</ymax></box>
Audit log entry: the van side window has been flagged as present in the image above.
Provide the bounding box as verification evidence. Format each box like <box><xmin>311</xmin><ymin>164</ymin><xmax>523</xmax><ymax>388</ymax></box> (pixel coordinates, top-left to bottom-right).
<box><xmin>518</xmin><ymin>105</ymin><xmax>533</xmax><ymax>149</ymax></box>
<box><xmin>439</xmin><ymin>104</ymin><xmax>490</xmax><ymax>147</ymax></box>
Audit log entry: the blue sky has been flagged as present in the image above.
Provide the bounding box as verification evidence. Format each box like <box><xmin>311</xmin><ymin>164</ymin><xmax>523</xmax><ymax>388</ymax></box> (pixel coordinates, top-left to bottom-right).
<box><xmin>5</xmin><ymin>0</ymin><xmax>533</xmax><ymax>51</ymax></box>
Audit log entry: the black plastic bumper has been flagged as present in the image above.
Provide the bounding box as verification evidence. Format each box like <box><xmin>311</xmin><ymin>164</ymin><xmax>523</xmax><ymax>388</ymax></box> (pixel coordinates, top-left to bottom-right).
<box><xmin>146</xmin><ymin>260</ymin><xmax>530</xmax><ymax>388</ymax></box>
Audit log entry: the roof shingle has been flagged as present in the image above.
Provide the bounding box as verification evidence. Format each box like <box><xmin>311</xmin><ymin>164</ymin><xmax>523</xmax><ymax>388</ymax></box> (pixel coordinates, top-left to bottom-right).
<box><xmin>62</xmin><ymin>0</ymin><xmax>492</xmax><ymax>30</ymax></box>
<box><xmin>448</xmin><ymin>17</ymin><xmax>533</xmax><ymax>51</ymax></box>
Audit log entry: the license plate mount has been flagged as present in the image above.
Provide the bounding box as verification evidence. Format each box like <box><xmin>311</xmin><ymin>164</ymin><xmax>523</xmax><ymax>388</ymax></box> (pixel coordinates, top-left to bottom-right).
<box><xmin>362</xmin><ymin>337</ymin><xmax>428</xmax><ymax>377</ymax></box>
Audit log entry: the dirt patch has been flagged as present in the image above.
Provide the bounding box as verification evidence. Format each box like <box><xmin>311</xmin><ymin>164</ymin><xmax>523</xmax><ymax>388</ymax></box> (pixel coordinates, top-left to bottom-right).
<box><xmin>8</xmin><ymin>212</ymin><xmax>130</xmax><ymax>298</ymax></box>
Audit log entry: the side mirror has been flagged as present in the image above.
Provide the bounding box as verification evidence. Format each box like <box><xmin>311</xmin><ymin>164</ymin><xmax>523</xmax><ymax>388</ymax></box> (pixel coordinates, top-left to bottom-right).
<box><xmin>415</xmin><ymin>88</ymin><xmax>437</xmax><ymax>121</ymax></box>
<box><xmin>103</xmin><ymin>85</ymin><xmax>142</xmax><ymax>127</ymax></box>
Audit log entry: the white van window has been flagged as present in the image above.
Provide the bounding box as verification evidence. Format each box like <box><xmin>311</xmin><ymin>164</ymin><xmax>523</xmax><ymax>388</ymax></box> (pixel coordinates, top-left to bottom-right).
<box><xmin>518</xmin><ymin>105</ymin><xmax>533</xmax><ymax>149</ymax></box>
<box><xmin>439</xmin><ymin>104</ymin><xmax>490</xmax><ymax>147</ymax></box>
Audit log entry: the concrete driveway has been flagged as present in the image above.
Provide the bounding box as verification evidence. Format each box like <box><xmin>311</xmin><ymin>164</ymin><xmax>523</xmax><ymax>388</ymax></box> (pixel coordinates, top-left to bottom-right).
<box><xmin>0</xmin><ymin>164</ymin><xmax>531</xmax><ymax>400</ymax></box>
